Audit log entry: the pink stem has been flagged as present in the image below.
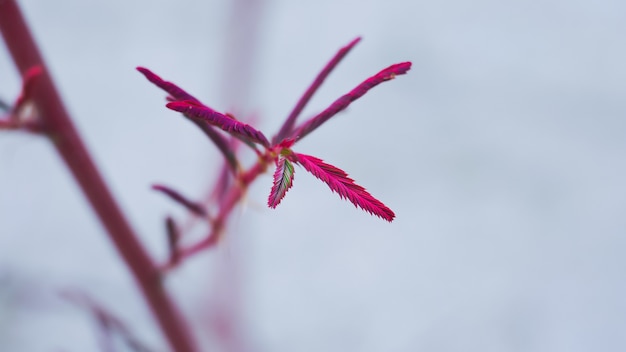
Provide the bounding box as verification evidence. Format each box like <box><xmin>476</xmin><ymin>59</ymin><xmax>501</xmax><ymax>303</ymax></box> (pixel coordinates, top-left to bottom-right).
<box><xmin>163</xmin><ymin>154</ymin><xmax>272</xmax><ymax>270</ymax></box>
<box><xmin>0</xmin><ymin>2</ymin><xmax>197</xmax><ymax>351</ymax></box>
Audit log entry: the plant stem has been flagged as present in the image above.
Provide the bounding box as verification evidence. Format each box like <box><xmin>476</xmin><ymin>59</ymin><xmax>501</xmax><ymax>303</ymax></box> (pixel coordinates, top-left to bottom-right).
<box><xmin>163</xmin><ymin>154</ymin><xmax>272</xmax><ymax>269</ymax></box>
<box><xmin>0</xmin><ymin>1</ymin><xmax>197</xmax><ymax>351</ymax></box>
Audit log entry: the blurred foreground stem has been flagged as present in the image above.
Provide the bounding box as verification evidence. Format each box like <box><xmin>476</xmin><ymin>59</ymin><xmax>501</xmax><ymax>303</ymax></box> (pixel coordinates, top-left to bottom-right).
<box><xmin>0</xmin><ymin>1</ymin><xmax>198</xmax><ymax>351</ymax></box>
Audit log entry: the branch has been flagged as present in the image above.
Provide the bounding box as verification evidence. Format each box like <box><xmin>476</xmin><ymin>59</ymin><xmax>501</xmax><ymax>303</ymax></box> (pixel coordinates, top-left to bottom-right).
<box><xmin>161</xmin><ymin>153</ymin><xmax>273</xmax><ymax>270</ymax></box>
<box><xmin>0</xmin><ymin>2</ymin><xmax>198</xmax><ymax>351</ymax></box>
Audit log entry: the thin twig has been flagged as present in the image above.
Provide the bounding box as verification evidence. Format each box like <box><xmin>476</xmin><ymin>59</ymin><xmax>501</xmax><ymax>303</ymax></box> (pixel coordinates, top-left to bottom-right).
<box><xmin>161</xmin><ymin>152</ymin><xmax>272</xmax><ymax>270</ymax></box>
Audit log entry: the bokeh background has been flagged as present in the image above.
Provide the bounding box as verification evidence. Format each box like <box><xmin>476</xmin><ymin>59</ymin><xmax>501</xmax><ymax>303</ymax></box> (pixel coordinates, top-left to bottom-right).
<box><xmin>1</xmin><ymin>0</ymin><xmax>625</xmax><ymax>351</ymax></box>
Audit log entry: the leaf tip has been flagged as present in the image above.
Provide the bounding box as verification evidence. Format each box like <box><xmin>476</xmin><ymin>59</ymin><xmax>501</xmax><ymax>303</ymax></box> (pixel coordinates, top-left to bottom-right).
<box><xmin>136</xmin><ymin>66</ymin><xmax>155</xmax><ymax>79</ymax></box>
<box><xmin>394</xmin><ymin>61</ymin><xmax>412</xmax><ymax>74</ymax></box>
<box><xmin>165</xmin><ymin>101</ymin><xmax>187</xmax><ymax>112</ymax></box>
<box><xmin>293</xmin><ymin>153</ymin><xmax>396</xmax><ymax>222</ymax></box>
<box><xmin>349</xmin><ymin>36</ymin><xmax>362</xmax><ymax>46</ymax></box>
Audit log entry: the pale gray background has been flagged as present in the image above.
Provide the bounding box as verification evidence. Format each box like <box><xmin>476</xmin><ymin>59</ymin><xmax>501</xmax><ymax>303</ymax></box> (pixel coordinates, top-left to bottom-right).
<box><xmin>1</xmin><ymin>0</ymin><xmax>625</xmax><ymax>351</ymax></box>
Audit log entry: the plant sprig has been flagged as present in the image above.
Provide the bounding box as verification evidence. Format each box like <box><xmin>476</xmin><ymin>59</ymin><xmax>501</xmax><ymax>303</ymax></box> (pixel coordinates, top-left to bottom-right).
<box><xmin>139</xmin><ymin>37</ymin><xmax>411</xmax><ymax>261</ymax></box>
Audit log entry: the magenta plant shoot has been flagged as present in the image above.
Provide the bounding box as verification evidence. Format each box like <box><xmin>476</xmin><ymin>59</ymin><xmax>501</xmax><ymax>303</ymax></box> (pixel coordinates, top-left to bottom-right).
<box><xmin>139</xmin><ymin>38</ymin><xmax>410</xmax><ymax>224</ymax></box>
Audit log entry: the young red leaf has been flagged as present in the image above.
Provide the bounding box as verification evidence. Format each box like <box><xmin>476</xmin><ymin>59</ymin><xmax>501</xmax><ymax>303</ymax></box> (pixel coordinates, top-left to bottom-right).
<box><xmin>167</xmin><ymin>101</ymin><xmax>270</xmax><ymax>148</ymax></box>
<box><xmin>137</xmin><ymin>67</ymin><xmax>238</xmax><ymax>173</ymax></box>
<box><xmin>267</xmin><ymin>157</ymin><xmax>295</xmax><ymax>208</ymax></box>
<box><xmin>273</xmin><ymin>37</ymin><xmax>362</xmax><ymax>145</ymax></box>
<box><xmin>136</xmin><ymin>66</ymin><xmax>201</xmax><ymax>103</ymax></box>
<box><xmin>152</xmin><ymin>184</ymin><xmax>207</xmax><ymax>217</ymax></box>
<box><xmin>291</xmin><ymin>153</ymin><xmax>395</xmax><ymax>222</ymax></box>
<box><xmin>292</xmin><ymin>61</ymin><xmax>412</xmax><ymax>142</ymax></box>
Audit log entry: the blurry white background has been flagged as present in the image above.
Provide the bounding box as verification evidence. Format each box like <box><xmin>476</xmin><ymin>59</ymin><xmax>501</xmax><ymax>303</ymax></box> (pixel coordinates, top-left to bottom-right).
<box><xmin>1</xmin><ymin>0</ymin><xmax>625</xmax><ymax>351</ymax></box>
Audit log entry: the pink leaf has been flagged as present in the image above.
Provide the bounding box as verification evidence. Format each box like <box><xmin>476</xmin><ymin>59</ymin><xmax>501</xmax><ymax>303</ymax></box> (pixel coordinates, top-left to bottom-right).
<box><xmin>292</xmin><ymin>153</ymin><xmax>395</xmax><ymax>222</ymax></box>
<box><xmin>152</xmin><ymin>184</ymin><xmax>207</xmax><ymax>217</ymax></box>
<box><xmin>137</xmin><ymin>67</ymin><xmax>238</xmax><ymax>173</ymax></box>
<box><xmin>136</xmin><ymin>66</ymin><xmax>201</xmax><ymax>103</ymax></box>
<box><xmin>273</xmin><ymin>37</ymin><xmax>362</xmax><ymax>145</ymax></box>
<box><xmin>292</xmin><ymin>61</ymin><xmax>412</xmax><ymax>142</ymax></box>
<box><xmin>267</xmin><ymin>157</ymin><xmax>295</xmax><ymax>208</ymax></box>
<box><xmin>167</xmin><ymin>101</ymin><xmax>270</xmax><ymax>148</ymax></box>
